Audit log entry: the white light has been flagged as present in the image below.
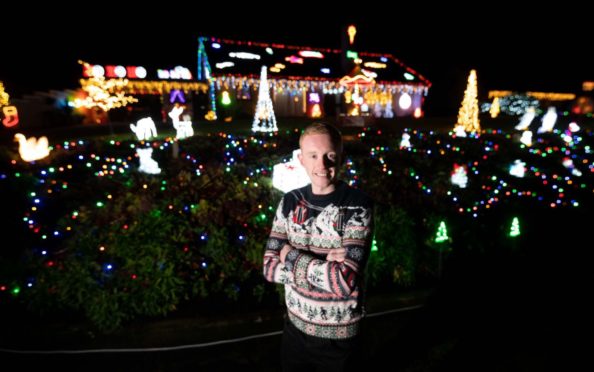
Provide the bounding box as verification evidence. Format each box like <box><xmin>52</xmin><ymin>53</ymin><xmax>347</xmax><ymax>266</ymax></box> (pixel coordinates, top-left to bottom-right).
<box><xmin>137</xmin><ymin>148</ymin><xmax>161</xmax><ymax>174</ymax></box>
<box><xmin>14</xmin><ymin>133</ymin><xmax>51</xmax><ymax>162</ymax></box>
<box><xmin>400</xmin><ymin>133</ymin><xmax>411</xmax><ymax>149</ymax></box>
<box><xmin>174</xmin><ymin>121</ymin><xmax>194</xmax><ymax>139</ymax></box>
<box><xmin>509</xmin><ymin>160</ymin><xmax>526</xmax><ymax>178</ymax></box>
<box><xmin>320</xmin><ymin>68</ymin><xmax>330</xmax><ymax>74</ymax></box>
<box><xmin>453</xmin><ymin>126</ymin><xmax>467</xmax><ymax>137</ymax></box>
<box><xmin>451</xmin><ymin>164</ymin><xmax>468</xmax><ymax>188</ymax></box>
<box><xmin>135</xmin><ymin>66</ymin><xmax>147</xmax><ymax>79</ymax></box>
<box><xmin>403</xmin><ymin>72</ymin><xmax>415</xmax><ymax>81</ymax></box>
<box><xmin>568</xmin><ymin>122</ymin><xmax>580</xmax><ymax>132</ymax></box>
<box><xmin>216</xmin><ymin>62</ymin><xmax>235</xmax><ymax>69</ymax></box>
<box><xmin>398</xmin><ymin>93</ymin><xmax>412</xmax><ymax>110</ymax></box>
<box><xmin>114</xmin><ymin>65</ymin><xmax>127</xmax><ymax>78</ymax></box>
<box><xmin>515</xmin><ymin>107</ymin><xmax>535</xmax><ymax>130</ymax></box>
<box><xmin>298</xmin><ymin>50</ymin><xmax>324</xmax><ymax>58</ymax></box>
<box><xmin>272</xmin><ymin>150</ymin><xmax>310</xmax><ymax>193</ymax></box>
<box><xmin>91</xmin><ymin>65</ymin><xmax>105</xmax><ymax>77</ymax></box>
<box><xmin>229</xmin><ymin>52</ymin><xmax>261</xmax><ymax>60</ymax></box>
<box><xmin>520</xmin><ymin>130</ymin><xmax>533</xmax><ymax>146</ymax></box>
<box><xmin>537</xmin><ymin>106</ymin><xmax>557</xmax><ymax>133</ymax></box>
<box><xmin>266</xmin><ymin>47</ymin><xmax>273</xmax><ymax>55</ymax></box>
<box><xmin>130</xmin><ymin>117</ymin><xmax>157</xmax><ymax>141</ymax></box>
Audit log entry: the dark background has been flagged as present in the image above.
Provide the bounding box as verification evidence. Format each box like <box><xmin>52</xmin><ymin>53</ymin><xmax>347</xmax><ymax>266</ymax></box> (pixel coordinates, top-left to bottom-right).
<box><xmin>1</xmin><ymin>7</ymin><xmax>590</xmax><ymax>116</ymax></box>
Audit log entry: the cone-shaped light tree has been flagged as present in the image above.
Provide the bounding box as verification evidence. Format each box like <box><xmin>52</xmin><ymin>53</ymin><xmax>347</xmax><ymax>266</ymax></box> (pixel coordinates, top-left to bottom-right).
<box><xmin>454</xmin><ymin>69</ymin><xmax>481</xmax><ymax>134</ymax></box>
<box><xmin>252</xmin><ymin>66</ymin><xmax>278</xmax><ymax>132</ymax></box>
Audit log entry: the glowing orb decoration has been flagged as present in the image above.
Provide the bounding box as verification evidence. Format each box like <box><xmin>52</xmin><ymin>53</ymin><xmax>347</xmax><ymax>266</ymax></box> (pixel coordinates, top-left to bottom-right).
<box><xmin>272</xmin><ymin>149</ymin><xmax>310</xmax><ymax>193</ymax></box>
<box><xmin>14</xmin><ymin>133</ymin><xmax>51</xmax><ymax>162</ymax></box>
<box><xmin>398</xmin><ymin>93</ymin><xmax>412</xmax><ymax>110</ymax></box>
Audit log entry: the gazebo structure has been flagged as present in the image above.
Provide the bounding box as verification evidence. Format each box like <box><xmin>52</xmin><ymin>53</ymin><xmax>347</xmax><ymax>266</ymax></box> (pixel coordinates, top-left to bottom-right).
<box><xmin>197</xmin><ymin>27</ymin><xmax>431</xmax><ymax>124</ymax></box>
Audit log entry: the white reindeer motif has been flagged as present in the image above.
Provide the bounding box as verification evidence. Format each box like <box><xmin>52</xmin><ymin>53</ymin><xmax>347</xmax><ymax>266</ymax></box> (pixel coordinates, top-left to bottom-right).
<box><xmin>130</xmin><ymin>117</ymin><xmax>157</xmax><ymax>141</ymax></box>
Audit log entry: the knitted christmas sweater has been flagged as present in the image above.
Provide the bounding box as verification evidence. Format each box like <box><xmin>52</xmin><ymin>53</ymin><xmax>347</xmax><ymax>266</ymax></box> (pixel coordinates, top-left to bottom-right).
<box><xmin>263</xmin><ymin>181</ymin><xmax>373</xmax><ymax>339</ymax></box>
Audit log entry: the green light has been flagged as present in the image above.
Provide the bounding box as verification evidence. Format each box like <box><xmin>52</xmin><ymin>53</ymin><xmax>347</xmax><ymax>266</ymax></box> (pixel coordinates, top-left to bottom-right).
<box><xmin>435</xmin><ymin>221</ymin><xmax>449</xmax><ymax>243</ymax></box>
<box><xmin>371</xmin><ymin>237</ymin><xmax>378</xmax><ymax>252</ymax></box>
<box><xmin>509</xmin><ymin>217</ymin><xmax>520</xmax><ymax>237</ymax></box>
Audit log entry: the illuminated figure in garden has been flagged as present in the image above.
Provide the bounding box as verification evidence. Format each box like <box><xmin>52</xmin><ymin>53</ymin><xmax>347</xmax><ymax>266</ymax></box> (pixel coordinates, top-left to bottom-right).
<box><xmin>136</xmin><ymin>148</ymin><xmax>161</xmax><ymax>174</ymax></box>
<box><xmin>14</xmin><ymin>133</ymin><xmax>50</xmax><ymax>162</ymax></box>
<box><xmin>130</xmin><ymin>117</ymin><xmax>157</xmax><ymax>141</ymax></box>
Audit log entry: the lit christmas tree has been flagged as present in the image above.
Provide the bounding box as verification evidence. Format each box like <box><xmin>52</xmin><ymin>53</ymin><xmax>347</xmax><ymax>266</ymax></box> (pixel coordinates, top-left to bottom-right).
<box><xmin>453</xmin><ymin>69</ymin><xmax>481</xmax><ymax>134</ymax></box>
<box><xmin>73</xmin><ymin>61</ymin><xmax>137</xmax><ymax>124</ymax></box>
<box><xmin>451</xmin><ymin>163</ymin><xmax>468</xmax><ymax>188</ymax></box>
<box><xmin>509</xmin><ymin>217</ymin><xmax>520</xmax><ymax>237</ymax></box>
<box><xmin>371</xmin><ymin>235</ymin><xmax>379</xmax><ymax>252</ymax></box>
<box><xmin>435</xmin><ymin>221</ymin><xmax>449</xmax><ymax>243</ymax></box>
<box><xmin>252</xmin><ymin>66</ymin><xmax>278</xmax><ymax>132</ymax></box>
<box><xmin>74</xmin><ymin>76</ymin><xmax>137</xmax><ymax>112</ymax></box>
<box><xmin>489</xmin><ymin>97</ymin><xmax>500</xmax><ymax>118</ymax></box>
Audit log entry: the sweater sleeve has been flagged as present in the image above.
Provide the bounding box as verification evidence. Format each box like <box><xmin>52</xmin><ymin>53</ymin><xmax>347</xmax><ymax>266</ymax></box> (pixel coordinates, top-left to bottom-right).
<box><xmin>263</xmin><ymin>199</ymin><xmax>295</xmax><ymax>285</ymax></box>
<box><xmin>284</xmin><ymin>206</ymin><xmax>373</xmax><ymax>297</ymax></box>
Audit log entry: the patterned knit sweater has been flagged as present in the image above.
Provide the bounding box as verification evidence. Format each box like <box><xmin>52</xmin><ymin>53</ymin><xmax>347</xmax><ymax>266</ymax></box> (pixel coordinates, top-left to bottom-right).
<box><xmin>263</xmin><ymin>181</ymin><xmax>373</xmax><ymax>339</ymax></box>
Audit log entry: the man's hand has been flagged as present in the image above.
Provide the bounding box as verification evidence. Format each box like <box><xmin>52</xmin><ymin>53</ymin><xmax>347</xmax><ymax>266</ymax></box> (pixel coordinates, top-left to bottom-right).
<box><xmin>326</xmin><ymin>248</ymin><xmax>346</xmax><ymax>262</ymax></box>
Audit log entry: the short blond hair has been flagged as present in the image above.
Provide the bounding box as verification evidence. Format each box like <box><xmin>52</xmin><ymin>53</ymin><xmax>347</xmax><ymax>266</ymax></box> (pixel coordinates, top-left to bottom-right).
<box><xmin>299</xmin><ymin>122</ymin><xmax>343</xmax><ymax>153</ymax></box>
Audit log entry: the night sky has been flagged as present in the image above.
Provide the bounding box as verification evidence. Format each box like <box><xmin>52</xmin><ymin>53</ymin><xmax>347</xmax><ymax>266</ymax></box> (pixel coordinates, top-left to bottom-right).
<box><xmin>1</xmin><ymin>9</ymin><xmax>590</xmax><ymax>115</ymax></box>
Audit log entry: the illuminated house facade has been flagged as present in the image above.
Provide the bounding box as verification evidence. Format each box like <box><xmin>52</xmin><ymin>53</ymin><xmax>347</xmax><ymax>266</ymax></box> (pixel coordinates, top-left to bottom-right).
<box><xmin>197</xmin><ymin>33</ymin><xmax>431</xmax><ymax>123</ymax></box>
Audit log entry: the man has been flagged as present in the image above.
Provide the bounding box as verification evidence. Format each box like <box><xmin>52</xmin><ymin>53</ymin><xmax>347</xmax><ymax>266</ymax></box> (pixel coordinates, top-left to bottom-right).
<box><xmin>263</xmin><ymin>122</ymin><xmax>374</xmax><ymax>371</ymax></box>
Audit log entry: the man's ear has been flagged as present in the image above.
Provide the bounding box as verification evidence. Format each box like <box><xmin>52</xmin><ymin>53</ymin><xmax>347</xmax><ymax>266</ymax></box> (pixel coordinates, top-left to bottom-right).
<box><xmin>298</xmin><ymin>151</ymin><xmax>304</xmax><ymax>166</ymax></box>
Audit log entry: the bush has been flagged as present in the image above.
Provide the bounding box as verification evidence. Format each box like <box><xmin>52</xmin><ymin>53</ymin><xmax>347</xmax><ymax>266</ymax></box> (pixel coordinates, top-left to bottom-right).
<box><xmin>367</xmin><ymin>206</ymin><xmax>418</xmax><ymax>289</ymax></box>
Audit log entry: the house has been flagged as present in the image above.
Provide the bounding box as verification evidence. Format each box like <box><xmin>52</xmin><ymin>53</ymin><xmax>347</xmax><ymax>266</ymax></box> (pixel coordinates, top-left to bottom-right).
<box><xmin>197</xmin><ymin>28</ymin><xmax>431</xmax><ymax>124</ymax></box>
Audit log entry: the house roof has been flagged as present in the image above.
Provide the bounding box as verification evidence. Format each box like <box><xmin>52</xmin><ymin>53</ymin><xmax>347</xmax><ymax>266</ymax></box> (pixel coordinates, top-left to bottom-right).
<box><xmin>198</xmin><ymin>36</ymin><xmax>431</xmax><ymax>88</ymax></box>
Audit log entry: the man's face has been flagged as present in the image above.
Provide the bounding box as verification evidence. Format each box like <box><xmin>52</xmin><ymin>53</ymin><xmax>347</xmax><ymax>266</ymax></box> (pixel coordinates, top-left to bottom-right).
<box><xmin>298</xmin><ymin>133</ymin><xmax>340</xmax><ymax>195</ymax></box>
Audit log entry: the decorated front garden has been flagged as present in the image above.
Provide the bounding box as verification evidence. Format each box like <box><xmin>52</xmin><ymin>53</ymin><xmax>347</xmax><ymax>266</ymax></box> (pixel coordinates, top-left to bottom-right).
<box><xmin>0</xmin><ymin>116</ymin><xmax>592</xmax><ymax>332</ymax></box>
